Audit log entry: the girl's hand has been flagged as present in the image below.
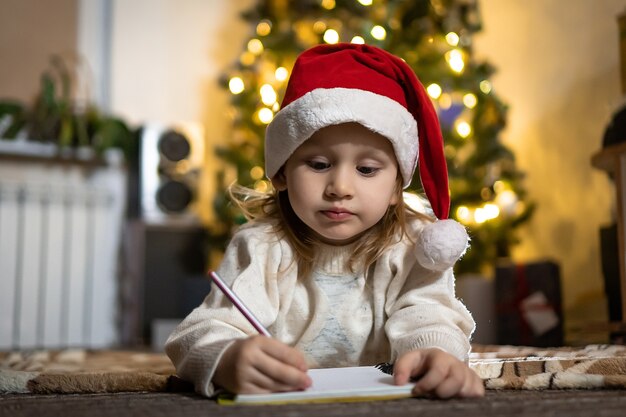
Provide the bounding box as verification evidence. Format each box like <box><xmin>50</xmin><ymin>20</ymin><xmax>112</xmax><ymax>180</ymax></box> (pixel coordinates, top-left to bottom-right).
<box><xmin>213</xmin><ymin>335</ymin><xmax>312</xmax><ymax>394</ymax></box>
<box><xmin>393</xmin><ymin>348</ymin><xmax>485</xmax><ymax>399</ymax></box>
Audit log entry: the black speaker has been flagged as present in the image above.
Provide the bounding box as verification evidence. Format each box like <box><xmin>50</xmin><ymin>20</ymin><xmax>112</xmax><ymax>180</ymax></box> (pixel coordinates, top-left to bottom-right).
<box><xmin>139</xmin><ymin>123</ymin><xmax>205</xmax><ymax>222</ymax></box>
<box><xmin>121</xmin><ymin>220</ymin><xmax>211</xmax><ymax>346</ymax></box>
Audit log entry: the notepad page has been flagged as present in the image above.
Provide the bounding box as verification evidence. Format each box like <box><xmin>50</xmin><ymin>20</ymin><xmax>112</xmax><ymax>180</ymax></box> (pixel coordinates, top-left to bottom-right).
<box><xmin>307</xmin><ymin>366</ymin><xmax>398</xmax><ymax>391</ymax></box>
<box><xmin>232</xmin><ymin>366</ymin><xmax>414</xmax><ymax>404</ymax></box>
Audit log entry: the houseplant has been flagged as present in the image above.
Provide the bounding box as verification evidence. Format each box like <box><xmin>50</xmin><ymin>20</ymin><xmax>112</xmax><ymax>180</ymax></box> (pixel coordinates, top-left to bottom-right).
<box><xmin>0</xmin><ymin>54</ymin><xmax>136</xmax><ymax>161</ymax></box>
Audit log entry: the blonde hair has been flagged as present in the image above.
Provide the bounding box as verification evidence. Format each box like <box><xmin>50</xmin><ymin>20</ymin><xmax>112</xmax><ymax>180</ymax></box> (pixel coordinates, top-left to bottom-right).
<box><xmin>228</xmin><ymin>176</ymin><xmax>432</xmax><ymax>279</ymax></box>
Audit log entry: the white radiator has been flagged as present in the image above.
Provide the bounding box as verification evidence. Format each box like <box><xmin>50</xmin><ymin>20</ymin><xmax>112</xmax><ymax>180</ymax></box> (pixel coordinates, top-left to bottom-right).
<box><xmin>0</xmin><ymin>155</ymin><xmax>126</xmax><ymax>349</ymax></box>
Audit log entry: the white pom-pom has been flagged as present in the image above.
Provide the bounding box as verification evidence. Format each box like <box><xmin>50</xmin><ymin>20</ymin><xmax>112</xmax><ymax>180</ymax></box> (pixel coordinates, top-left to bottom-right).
<box><xmin>415</xmin><ymin>219</ymin><xmax>469</xmax><ymax>271</ymax></box>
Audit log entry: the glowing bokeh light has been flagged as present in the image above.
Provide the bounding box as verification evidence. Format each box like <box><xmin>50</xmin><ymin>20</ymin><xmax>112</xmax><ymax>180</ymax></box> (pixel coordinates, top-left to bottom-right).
<box><xmin>228</xmin><ymin>77</ymin><xmax>244</xmax><ymax>94</ymax></box>
<box><xmin>258</xmin><ymin>108</ymin><xmax>274</xmax><ymax>124</ymax></box>
<box><xmin>371</xmin><ymin>25</ymin><xmax>386</xmax><ymax>40</ymax></box>
<box><xmin>323</xmin><ymin>29</ymin><xmax>340</xmax><ymax>44</ymax></box>
<box><xmin>427</xmin><ymin>83</ymin><xmax>442</xmax><ymax>99</ymax></box>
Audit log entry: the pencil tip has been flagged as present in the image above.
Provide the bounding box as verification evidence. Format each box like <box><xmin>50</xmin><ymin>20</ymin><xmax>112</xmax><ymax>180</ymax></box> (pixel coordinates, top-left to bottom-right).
<box><xmin>375</xmin><ymin>362</ymin><xmax>394</xmax><ymax>375</ymax></box>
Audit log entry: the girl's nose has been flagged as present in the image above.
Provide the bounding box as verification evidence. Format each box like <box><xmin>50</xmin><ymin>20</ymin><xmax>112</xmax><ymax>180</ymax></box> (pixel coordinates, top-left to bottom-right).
<box><xmin>325</xmin><ymin>167</ymin><xmax>354</xmax><ymax>198</ymax></box>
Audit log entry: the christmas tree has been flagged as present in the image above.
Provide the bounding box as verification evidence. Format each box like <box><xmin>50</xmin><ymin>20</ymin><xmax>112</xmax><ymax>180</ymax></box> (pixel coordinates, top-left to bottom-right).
<box><xmin>212</xmin><ymin>0</ymin><xmax>533</xmax><ymax>274</ymax></box>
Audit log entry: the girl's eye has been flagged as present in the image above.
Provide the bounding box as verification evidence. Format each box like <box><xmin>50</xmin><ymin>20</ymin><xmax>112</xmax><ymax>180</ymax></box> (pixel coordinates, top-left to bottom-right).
<box><xmin>307</xmin><ymin>160</ymin><xmax>330</xmax><ymax>171</ymax></box>
<box><xmin>357</xmin><ymin>166</ymin><xmax>379</xmax><ymax>176</ymax></box>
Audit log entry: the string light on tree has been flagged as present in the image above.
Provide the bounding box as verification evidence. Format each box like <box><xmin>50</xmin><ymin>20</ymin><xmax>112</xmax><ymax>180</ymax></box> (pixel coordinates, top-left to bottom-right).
<box><xmin>480</xmin><ymin>80</ymin><xmax>492</xmax><ymax>94</ymax></box>
<box><xmin>456</xmin><ymin>206</ymin><xmax>472</xmax><ymax>224</ymax></box>
<box><xmin>455</xmin><ymin>120</ymin><xmax>472</xmax><ymax>138</ymax></box>
<box><xmin>257</xmin><ymin>108</ymin><xmax>273</xmax><ymax>124</ymax></box>
<box><xmin>323</xmin><ymin>29</ymin><xmax>340</xmax><ymax>44</ymax></box>
<box><xmin>260</xmin><ymin>84</ymin><xmax>277</xmax><ymax>105</ymax></box>
<box><xmin>427</xmin><ymin>83</ymin><xmax>443</xmax><ymax>99</ymax></box>
<box><xmin>250</xmin><ymin>166</ymin><xmax>265</xmax><ymax>181</ymax></box>
<box><xmin>463</xmin><ymin>93</ymin><xmax>477</xmax><ymax>108</ymax></box>
<box><xmin>321</xmin><ymin>0</ymin><xmax>336</xmax><ymax>10</ymax></box>
<box><xmin>493</xmin><ymin>181</ymin><xmax>521</xmax><ymax>216</ymax></box>
<box><xmin>275</xmin><ymin>67</ymin><xmax>289</xmax><ymax>82</ymax></box>
<box><xmin>445</xmin><ymin>32</ymin><xmax>460</xmax><ymax>46</ymax></box>
<box><xmin>313</xmin><ymin>21</ymin><xmax>327</xmax><ymax>34</ymax></box>
<box><xmin>495</xmin><ymin>189</ymin><xmax>519</xmax><ymax>215</ymax></box>
<box><xmin>254</xmin><ymin>180</ymin><xmax>270</xmax><ymax>193</ymax></box>
<box><xmin>256</xmin><ymin>20</ymin><xmax>272</xmax><ymax>36</ymax></box>
<box><xmin>474</xmin><ymin>203</ymin><xmax>500</xmax><ymax>224</ymax></box>
<box><xmin>371</xmin><ymin>25</ymin><xmax>387</xmax><ymax>40</ymax></box>
<box><xmin>229</xmin><ymin>77</ymin><xmax>245</xmax><ymax>94</ymax></box>
<box><xmin>351</xmin><ymin>36</ymin><xmax>365</xmax><ymax>44</ymax></box>
<box><xmin>240</xmin><ymin>51</ymin><xmax>255</xmax><ymax>66</ymax></box>
<box><xmin>446</xmin><ymin>49</ymin><xmax>465</xmax><ymax>73</ymax></box>
<box><xmin>247</xmin><ymin>39</ymin><xmax>264</xmax><ymax>55</ymax></box>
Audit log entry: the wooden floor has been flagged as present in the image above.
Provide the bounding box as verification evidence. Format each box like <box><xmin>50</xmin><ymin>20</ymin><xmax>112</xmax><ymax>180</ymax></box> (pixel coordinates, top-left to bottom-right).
<box><xmin>1</xmin><ymin>390</ymin><xmax>626</xmax><ymax>417</ymax></box>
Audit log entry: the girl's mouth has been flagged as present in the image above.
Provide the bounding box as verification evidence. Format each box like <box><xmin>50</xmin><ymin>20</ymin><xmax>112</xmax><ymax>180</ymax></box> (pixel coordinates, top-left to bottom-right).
<box><xmin>321</xmin><ymin>210</ymin><xmax>353</xmax><ymax>220</ymax></box>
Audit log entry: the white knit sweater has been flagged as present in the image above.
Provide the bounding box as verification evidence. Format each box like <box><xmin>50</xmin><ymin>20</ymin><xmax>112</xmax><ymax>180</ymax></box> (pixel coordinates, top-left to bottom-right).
<box><xmin>165</xmin><ymin>219</ymin><xmax>475</xmax><ymax>397</ymax></box>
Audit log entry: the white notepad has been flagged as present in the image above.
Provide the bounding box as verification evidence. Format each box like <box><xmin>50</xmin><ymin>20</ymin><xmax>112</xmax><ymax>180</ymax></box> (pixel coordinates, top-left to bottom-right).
<box><xmin>222</xmin><ymin>366</ymin><xmax>414</xmax><ymax>405</ymax></box>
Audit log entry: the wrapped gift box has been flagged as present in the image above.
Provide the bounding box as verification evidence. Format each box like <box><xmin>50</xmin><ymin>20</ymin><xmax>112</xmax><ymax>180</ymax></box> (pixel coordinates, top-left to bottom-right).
<box><xmin>495</xmin><ymin>261</ymin><xmax>564</xmax><ymax>347</ymax></box>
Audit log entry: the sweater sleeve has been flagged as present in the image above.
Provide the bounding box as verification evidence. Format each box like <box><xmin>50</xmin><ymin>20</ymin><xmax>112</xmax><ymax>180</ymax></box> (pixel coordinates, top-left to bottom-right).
<box><xmin>164</xmin><ymin>222</ymin><xmax>287</xmax><ymax>397</ymax></box>
<box><xmin>383</xmin><ymin>226</ymin><xmax>475</xmax><ymax>362</ymax></box>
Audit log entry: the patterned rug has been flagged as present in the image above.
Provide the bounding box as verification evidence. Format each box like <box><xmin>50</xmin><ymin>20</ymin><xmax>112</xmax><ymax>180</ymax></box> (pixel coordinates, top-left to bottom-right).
<box><xmin>470</xmin><ymin>344</ymin><xmax>626</xmax><ymax>390</ymax></box>
<box><xmin>1</xmin><ymin>345</ymin><xmax>625</xmax><ymax>394</ymax></box>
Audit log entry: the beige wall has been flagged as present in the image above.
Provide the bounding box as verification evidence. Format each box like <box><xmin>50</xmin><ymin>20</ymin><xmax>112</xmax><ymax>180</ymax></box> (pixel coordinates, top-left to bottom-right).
<box><xmin>0</xmin><ymin>0</ymin><xmax>78</xmax><ymax>102</ymax></box>
<box><xmin>474</xmin><ymin>0</ymin><xmax>626</xmax><ymax>325</ymax></box>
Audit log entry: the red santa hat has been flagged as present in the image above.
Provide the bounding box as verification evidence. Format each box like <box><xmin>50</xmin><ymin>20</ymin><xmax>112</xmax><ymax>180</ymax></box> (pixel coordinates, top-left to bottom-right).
<box><xmin>265</xmin><ymin>42</ymin><xmax>451</xmax><ymax>219</ymax></box>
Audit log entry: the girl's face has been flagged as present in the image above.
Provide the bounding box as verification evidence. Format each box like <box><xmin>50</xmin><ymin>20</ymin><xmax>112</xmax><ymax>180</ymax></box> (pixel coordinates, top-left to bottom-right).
<box><xmin>272</xmin><ymin>123</ymin><xmax>400</xmax><ymax>246</ymax></box>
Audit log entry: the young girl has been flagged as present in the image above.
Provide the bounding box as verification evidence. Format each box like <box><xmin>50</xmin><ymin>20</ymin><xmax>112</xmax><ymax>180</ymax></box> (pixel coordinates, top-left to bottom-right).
<box><xmin>165</xmin><ymin>43</ymin><xmax>484</xmax><ymax>399</ymax></box>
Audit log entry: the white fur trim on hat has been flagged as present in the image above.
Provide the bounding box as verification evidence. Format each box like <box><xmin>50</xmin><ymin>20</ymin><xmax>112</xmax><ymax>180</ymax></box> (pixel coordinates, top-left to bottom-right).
<box><xmin>265</xmin><ymin>87</ymin><xmax>419</xmax><ymax>188</ymax></box>
<box><xmin>414</xmin><ymin>219</ymin><xmax>469</xmax><ymax>271</ymax></box>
